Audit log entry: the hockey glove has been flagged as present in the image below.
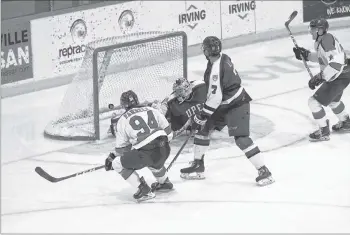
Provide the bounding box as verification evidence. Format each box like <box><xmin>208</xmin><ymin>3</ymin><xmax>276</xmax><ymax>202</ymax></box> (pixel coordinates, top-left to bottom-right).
<box><xmin>293</xmin><ymin>47</ymin><xmax>310</xmax><ymax>61</ymax></box>
<box><xmin>308</xmin><ymin>72</ymin><xmax>325</xmax><ymax>90</ymax></box>
<box><xmin>105</xmin><ymin>152</ymin><xmax>117</xmax><ymax>171</ymax></box>
<box><xmin>191</xmin><ymin>113</ymin><xmax>208</xmax><ymax>131</ymax></box>
<box><xmin>151</xmin><ymin>100</ymin><xmax>168</xmax><ymax>116</ymax></box>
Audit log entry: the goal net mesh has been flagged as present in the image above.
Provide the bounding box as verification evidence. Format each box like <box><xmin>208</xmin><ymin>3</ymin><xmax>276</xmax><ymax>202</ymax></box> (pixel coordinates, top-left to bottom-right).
<box><xmin>44</xmin><ymin>31</ymin><xmax>187</xmax><ymax>140</ymax></box>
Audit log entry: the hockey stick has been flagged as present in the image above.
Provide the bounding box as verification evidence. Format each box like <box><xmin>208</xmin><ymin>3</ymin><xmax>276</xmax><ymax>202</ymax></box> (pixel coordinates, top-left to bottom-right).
<box><xmin>284</xmin><ymin>10</ymin><xmax>314</xmax><ymax>79</ymax></box>
<box><xmin>35</xmin><ymin>165</ymin><xmax>105</xmax><ymax>183</ymax></box>
<box><xmin>167</xmin><ymin>130</ymin><xmax>193</xmax><ymax>171</ymax></box>
<box><xmin>35</xmin><ymin>119</ymin><xmax>191</xmax><ymax>183</ymax></box>
<box><xmin>166</xmin><ymin>118</ymin><xmax>193</xmax><ymax>170</ymax></box>
<box><xmin>108</xmin><ymin>96</ymin><xmax>171</xmax><ymax>110</ymax></box>
<box><xmin>151</xmin><ymin>129</ymin><xmax>194</xmax><ymax>192</ymax></box>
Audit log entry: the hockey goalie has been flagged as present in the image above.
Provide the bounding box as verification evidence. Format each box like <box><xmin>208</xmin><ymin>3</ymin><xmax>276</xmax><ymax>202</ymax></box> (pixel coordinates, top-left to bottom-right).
<box><xmin>108</xmin><ymin>77</ymin><xmax>226</xmax><ymax>137</ymax></box>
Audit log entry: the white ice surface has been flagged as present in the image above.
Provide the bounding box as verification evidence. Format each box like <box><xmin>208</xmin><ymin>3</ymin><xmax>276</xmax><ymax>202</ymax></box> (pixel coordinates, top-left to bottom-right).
<box><xmin>1</xmin><ymin>28</ymin><xmax>350</xmax><ymax>233</ymax></box>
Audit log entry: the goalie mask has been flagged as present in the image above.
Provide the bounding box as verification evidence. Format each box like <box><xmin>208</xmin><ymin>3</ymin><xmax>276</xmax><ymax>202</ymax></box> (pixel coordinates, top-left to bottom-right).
<box><xmin>202</xmin><ymin>36</ymin><xmax>222</xmax><ymax>59</ymax></box>
<box><xmin>173</xmin><ymin>77</ymin><xmax>193</xmax><ymax>103</ymax></box>
<box><xmin>120</xmin><ymin>90</ymin><xmax>139</xmax><ymax>109</ymax></box>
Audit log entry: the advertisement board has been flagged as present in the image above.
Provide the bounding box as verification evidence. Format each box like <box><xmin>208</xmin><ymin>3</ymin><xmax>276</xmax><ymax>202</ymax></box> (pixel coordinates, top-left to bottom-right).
<box><xmin>31</xmin><ymin>0</ymin><xmax>221</xmax><ymax>79</ymax></box>
<box><xmin>180</xmin><ymin>1</ymin><xmax>221</xmax><ymax>45</ymax></box>
<box><xmin>303</xmin><ymin>0</ymin><xmax>350</xmax><ymax>22</ymax></box>
<box><xmin>1</xmin><ymin>19</ymin><xmax>33</xmax><ymax>85</ymax></box>
<box><xmin>220</xmin><ymin>0</ymin><xmax>256</xmax><ymax>40</ymax></box>
<box><xmin>31</xmin><ymin>6</ymin><xmax>117</xmax><ymax>79</ymax></box>
<box><xmin>108</xmin><ymin>0</ymin><xmax>221</xmax><ymax>46</ymax></box>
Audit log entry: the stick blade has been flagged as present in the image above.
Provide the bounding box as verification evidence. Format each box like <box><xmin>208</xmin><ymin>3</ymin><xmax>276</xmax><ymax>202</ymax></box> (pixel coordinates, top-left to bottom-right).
<box><xmin>35</xmin><ymin>167</ymin><xmax>59</xmax><ymax>183</ymax></box>
<box><xmin>285</xmin><ymin>10</ymin><xmax>298</xmax><ymax>27</ymax></box>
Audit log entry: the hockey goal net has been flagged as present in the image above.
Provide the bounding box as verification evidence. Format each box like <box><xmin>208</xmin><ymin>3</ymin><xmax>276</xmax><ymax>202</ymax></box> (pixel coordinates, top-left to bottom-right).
<box><xmin>44</xmin><ymin>31</ymin><xmax>187</xmax><ymax>140</ymax></box>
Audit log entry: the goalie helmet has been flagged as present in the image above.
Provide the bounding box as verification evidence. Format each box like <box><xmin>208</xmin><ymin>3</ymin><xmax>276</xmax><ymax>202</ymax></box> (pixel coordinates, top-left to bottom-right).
<box><xmin>120</xmin><ymin>90</ymin><xmax>139</xmax><ymax>109</ymax></box>
<box><xmin>201</xmin><ymin>36</ymin><xmax>222</xmax><ymax>58</ymax></box>
<box><xmin>172</xmin><ymin>77</ymin><xmax>193</xmax><ymax>103</ymax></box>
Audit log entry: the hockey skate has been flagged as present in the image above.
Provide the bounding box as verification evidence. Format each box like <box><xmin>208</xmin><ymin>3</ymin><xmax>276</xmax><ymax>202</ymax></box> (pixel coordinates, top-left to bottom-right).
<box><xmin>332</xmin><ymin>115</ymin><xmax>350</xmax><ymax>133</ymax></box>
<box><xmin>151</xmin><ymin>178</ymin><xmax>174</xmax><ymax>192</ymax></box>
<box><xmin>180</xmin><ymin>158</ymin><xmax>205</xmax><ymax>180</ymax></box>
<box><xmin>256</xmin><ymin>166</ymin><xmax>275</xmax><ymax>186</ymax></box>
<box><xmin>133</xmin><ymin>177</ymin><xmax>155</xmax><ymax>202</ymax></box>
<box><xmin>309</xmin><ymin>120</ymin><xmax>330</xmax><ymax>142</ymax></box>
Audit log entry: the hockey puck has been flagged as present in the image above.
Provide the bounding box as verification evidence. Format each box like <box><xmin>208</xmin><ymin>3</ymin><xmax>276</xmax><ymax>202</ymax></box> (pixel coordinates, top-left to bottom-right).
<box><xmin>108</xmin><ymin>104</ymin><xmax>114</xmax><ymax>109</ymax></box>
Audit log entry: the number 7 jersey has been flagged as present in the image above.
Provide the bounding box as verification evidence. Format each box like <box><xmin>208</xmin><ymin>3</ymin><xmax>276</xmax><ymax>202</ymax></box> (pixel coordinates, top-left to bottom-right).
<box><xmin>114</xmin><ymin>106</ymin><xmax>173</xmax><ymax>150</ymax></box>
<box><xmin>202</xmin><ymin>53</ymin><xmax>252</xmax><ymax>116</ymax></box>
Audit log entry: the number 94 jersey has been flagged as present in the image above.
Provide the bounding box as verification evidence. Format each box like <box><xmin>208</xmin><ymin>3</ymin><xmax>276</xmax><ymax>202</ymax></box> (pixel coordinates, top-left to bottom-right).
<box><xmin>114</xmin><ymin>106</ymin><xmax>173</xmax><ymax>150</ymax></box>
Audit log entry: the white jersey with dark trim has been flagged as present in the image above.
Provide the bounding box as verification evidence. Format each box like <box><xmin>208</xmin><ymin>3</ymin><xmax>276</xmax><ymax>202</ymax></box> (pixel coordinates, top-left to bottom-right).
<box><xmin>314</xmin><ymin>33</ymin><xmax>348</xmax><ymax>82</ymax></box>
<box><xmin>114</xmin><ymin>106</ymin><xmax>173</xmax><ymax>150</ymax></box>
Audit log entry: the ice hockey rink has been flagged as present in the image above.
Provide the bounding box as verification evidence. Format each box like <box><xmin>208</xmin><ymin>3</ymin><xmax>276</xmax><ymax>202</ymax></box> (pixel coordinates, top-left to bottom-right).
<box><xmin>2</xmin><ymin>28</ymin><xmax>350</xmax><ymax>233</ymax></box>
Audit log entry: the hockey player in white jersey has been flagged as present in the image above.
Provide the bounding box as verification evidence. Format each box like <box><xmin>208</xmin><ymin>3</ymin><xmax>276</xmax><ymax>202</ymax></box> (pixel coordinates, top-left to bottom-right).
<box><xmin>104</xmin><ymin>90</ymin><xmax>174</xmax><ymax>202</ymax></box>
<box><xmin>293</xmin><ymin>18</ymin><xmax>350</xmax><ymax>141</ymax></box>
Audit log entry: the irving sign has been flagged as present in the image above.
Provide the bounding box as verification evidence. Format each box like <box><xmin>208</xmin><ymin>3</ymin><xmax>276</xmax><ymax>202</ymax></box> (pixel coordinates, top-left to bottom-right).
<box><xmin>303</xmin><ymin>0</ymin><xmax>350</xmax><ymax>22</ymax></box>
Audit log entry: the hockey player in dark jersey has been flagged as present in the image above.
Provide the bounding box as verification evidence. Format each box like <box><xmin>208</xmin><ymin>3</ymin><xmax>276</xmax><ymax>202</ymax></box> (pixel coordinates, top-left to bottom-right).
<box><xmin>150</xmin><ymin>77</ymin><xmax>226</xmax><ymax>133</ymax></box>
<box><xmin>165</xmin><ymin>78</ymin><xmax>207</xmax><ymax>131</ymax></box>
<box><xmin>293</xmin><ymin>18</ymin><xmax>350</xmax><ymax>141</ymax></box>
<box><xmin>182</xmin><ymin>36</ymin><xmax>275</xmax><ymax>186</ymax></box>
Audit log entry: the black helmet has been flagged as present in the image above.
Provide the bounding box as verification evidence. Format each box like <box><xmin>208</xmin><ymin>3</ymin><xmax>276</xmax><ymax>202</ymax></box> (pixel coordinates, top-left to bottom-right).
<box><xmin>120</xmin><ymin>90</ymin><xmax>139</xmax><ymax>109</ymax></box>
<box><xmin>309</xmin><ymin>18</ymin><xmax>329</xmax><ymax>33</ymax></box>
<box><xmin>202</xmin><ymin>36</ymin><xmax>222</xmax><ymax>57</ymax></box>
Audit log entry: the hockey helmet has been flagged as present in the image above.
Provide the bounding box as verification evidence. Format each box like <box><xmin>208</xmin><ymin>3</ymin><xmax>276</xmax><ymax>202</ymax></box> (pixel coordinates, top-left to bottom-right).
<box><xmin>201</xmin><ymin>36</ymin><xmax>222</xmax><ymax>57</ymax></box>
<box><xmin>309</xmin><ymin>18</ymin><xmax>329</xmax><ymax>38</ymax></box>
<box><xmin>120</xmin><ymin>90</ymin><xmax>139</xmax><ymax>109</ymax></box>
<box><xmin>172</xmin><ymin>77</ymin><xmax>193</xmax><ymax>103</ymax></box>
